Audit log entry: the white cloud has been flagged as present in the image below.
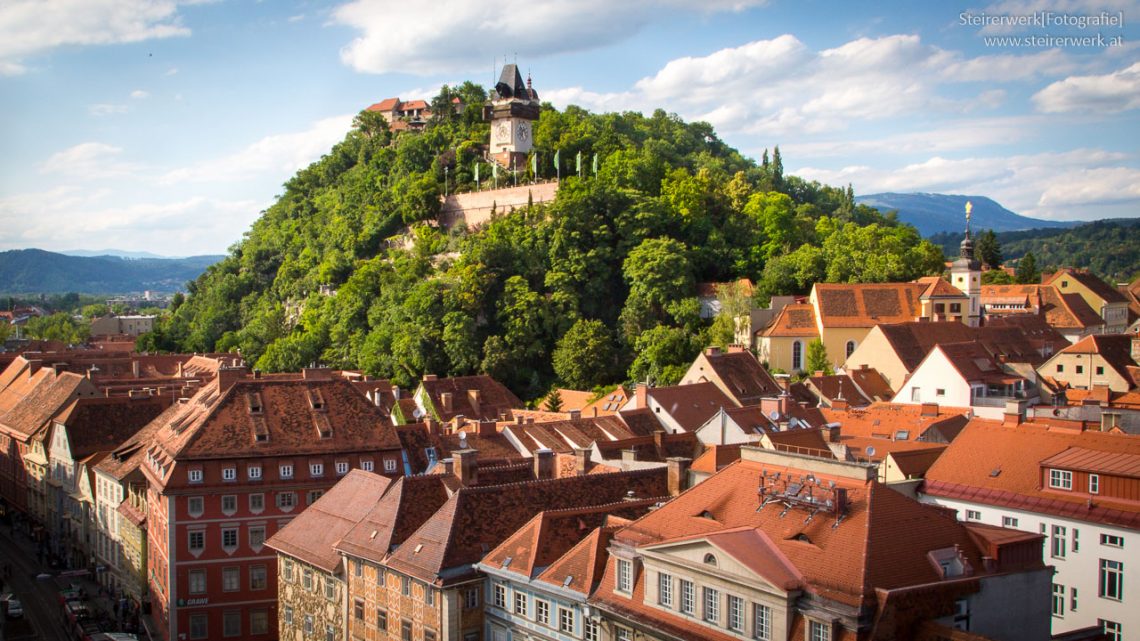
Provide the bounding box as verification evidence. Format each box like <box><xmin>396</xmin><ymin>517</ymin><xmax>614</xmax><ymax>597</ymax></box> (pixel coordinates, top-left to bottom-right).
<box><xmin>164</xmin><ymin>66</ymin><xmax>179</xmax><ymax>76</ymax></box>
<box><xmin>331</xmin><ymin>0</ymin><xmax>767</xmax><ymax>75</ymax></box>
<box><xmin>797</xmin><ymin>148</ymin><xmax>1139</xmax><ymax>221</ymax></box>
<box><xmin>88</xmin><ymin>103</ymin><xmax>129</xmax><ymax>116</ymax></box>
<box><xmin>1032</xmin><ymin>62</ymin><xmax>1140</xmax><ymax>113</ymax></box>
<box><xmin>287</xmin><ymin>13</ymin><xmax>305</xmax><ymax>22</ymax></box>
<box><xmin>160</xmin><ymin>115</ymin><xmax>355</xmax><ymax>184</ymax></box>
<box><xmin>0</xmin><ymin>0</ymin><xmax>197</xmax><ymax>75</ymax></box>
<box><xmin>130</xmin><ymin>89</ymin><xmax>150</xmax><ymax>99</ymax></box>
<box><xmin>545</xmin><ymin>33</ymin><xmax>1072</xmax><ymax>137</ymax></box>
<box><xmin>39</xmin><ymin>142</ymin><xmax>141</xmax><ymax>179</ymax></box>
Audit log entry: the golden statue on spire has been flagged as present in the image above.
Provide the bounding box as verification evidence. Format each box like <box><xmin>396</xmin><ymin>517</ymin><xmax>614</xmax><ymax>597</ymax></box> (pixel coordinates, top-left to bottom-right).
<box><xmin>965</xmin><ymin>200</ymin><xmax>972</xmax><ymax>233</ymax></box>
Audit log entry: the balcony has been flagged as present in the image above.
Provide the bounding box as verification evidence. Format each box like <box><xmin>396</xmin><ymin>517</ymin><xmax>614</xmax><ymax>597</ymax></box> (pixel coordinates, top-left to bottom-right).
<box><xmin>971</xmin><ymin>390</ymin><xmax>1039</xmax><ymax>408</ymax></box>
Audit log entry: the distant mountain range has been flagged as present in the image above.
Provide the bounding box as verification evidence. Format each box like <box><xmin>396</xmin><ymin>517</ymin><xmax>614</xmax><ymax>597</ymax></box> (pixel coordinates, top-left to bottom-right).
<box><xmin>855</xmin><ymin>193</ymin><xmax>1075</xmax><ymax>236</ymax></box>
<box><xmin>0</xmin><ymin>249</ymin><xmax>223</xmax><ymax>294</ymax></box>
<box><xmin>60</xmin><ymin>249</ymin><xmax>174</xmax><ymax>259</ymax></box>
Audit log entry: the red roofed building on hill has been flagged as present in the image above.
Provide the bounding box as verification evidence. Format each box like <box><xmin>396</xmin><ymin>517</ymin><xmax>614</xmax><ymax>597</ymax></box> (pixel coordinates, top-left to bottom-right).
<box><xmin>591</xmin><ymin>446</ymin><xmax>1052</xmax><ymax>641</ymax></box>
<box><xmin>921</xmin><ymin>416</ymin><xmax>1140</xmax><ymax>638</ymax></box>
<box><xmin>141</xmin><ymin>367</ymin><xmax>404</xmax><ymax>641</ymax></box>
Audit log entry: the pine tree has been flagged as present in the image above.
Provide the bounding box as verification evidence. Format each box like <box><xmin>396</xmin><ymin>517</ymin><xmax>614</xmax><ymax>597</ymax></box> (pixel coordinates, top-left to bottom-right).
<box><xmin>976</xmin><ymin>229</ymin><xmax>1003</xmax><ymax>269</ymax></box>
<box><xmin>771</xmin><ymin>145</ymin><xmax>784</xmax><ymax>187</ymax></box>
<box><xmin>1016</xmin><ymin>252</ymin><xmax>1040</xmax><ymax>284</ymax></box>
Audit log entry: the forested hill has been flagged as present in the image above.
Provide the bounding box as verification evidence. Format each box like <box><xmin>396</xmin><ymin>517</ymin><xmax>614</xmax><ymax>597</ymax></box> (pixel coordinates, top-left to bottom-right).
<box><xmin>144</xmin><ymin>82</ymin><xmax>946</xmax><ymax>400</ymax></box>
<box><xmin>0</xmin><ymin>249</ymin><xmax>222</xmax><ymax>294</ymax></box>
<box><xmin>929</xmin><ymin>218</ymin><xmax>1140</xmax><ymax>282</ymax></box>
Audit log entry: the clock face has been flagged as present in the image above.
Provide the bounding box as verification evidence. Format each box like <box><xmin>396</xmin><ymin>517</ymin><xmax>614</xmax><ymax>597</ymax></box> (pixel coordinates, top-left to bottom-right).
<box><xmin>516</xmin><ymin>122</ymin><xmax>530</xmax><ymax>142</ymax></box>
<box><xmin>496</xmin><ymin>122</ymin><xmax>509</xmax><ymax>143</ymax></box>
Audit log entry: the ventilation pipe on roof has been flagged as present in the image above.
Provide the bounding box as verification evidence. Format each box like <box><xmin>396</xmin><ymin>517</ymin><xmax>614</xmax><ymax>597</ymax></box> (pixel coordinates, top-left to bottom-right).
<box><xmin>533</xmin><ymin>448</ymin><xmax>555</xmax><ymax>480</ymax></box>
<box><xmin>567</xmin><ymin>409</ymin><xmax>581</xmax><ymax>420</ymax></box>
<box><xmin>467</xmin><ymin>389</ymin><xmax>481</xmax><ymax>418</ymax></box>
<box><xmin>440</xmin><ymin>392</ymin><xmax>453</xmax><ymax>413</ymax></box>
<box><xmin>667</xmin><ymin>457</ymin><xmax>692</xmax><ymax>496</ymax></box>
<box><xmin>574</xmin><ymin>448</ymin><xmax>592</xmax><ymax>476</ymax></box>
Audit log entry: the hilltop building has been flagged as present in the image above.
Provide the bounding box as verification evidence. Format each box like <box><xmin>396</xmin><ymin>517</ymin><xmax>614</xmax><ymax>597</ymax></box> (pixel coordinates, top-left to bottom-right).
<box><xmin>485</xmin><ymin>64</ymin><xmax>540</xmax><ymax>170</ymax></box>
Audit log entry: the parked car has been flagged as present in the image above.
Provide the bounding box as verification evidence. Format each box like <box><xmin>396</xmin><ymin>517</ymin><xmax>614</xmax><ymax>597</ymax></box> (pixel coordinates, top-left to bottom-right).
<box><xmin>4</xmin><ymin>596</ymin><xmax>23</xmax><ymax>618</ymax></box>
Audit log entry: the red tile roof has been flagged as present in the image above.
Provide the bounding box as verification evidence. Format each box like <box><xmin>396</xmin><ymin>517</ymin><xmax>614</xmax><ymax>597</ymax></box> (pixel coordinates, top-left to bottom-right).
<box><xmin>419</xmin><ymin>375</ymin><xmax>522</xmax><ymax>422</ymax></box>
<box><xmin>1040</xmin><ymin>287</ymin><xmax>1105</xmax><ymax>331</ymax></box>
<box><xmin>646</xmin><ymin>382</ymin><xmax>735</xmax><ymax>432</ymax></box>
<box><xmin>334</xmin><ymin>474</ymin><xmax>456</xmax><ymax>563</ymax></box>
<box><xmin>1057</xmin><ymin>334</ymin><xmax>1138</xmax><ymax>385</ymax></box>
<box><xmin>821</xmin><ymin>403</ymin><xmax>971</xmax><ymax>443</ymax></box>
<box><xmin>847</xmin><ymin>366</ymin><xmax>894</xmax><ymax>401</ymax></box>
<box><xmin>267</xmin><ymin>470</ymin><xmax>393</xmax><ymax>572</ymax></box>
<box><xmin>693</xmin><ymin>350</ymin><xmax>782</xmax><ymax>405</ymax></box>
<box><xmin>52</xmin><ymin>396</ymin><xmax>170</xmax><ymax>461</ymax></box>
<box><xmin>813</xmin><ymin>283</ymin><xmax>925</xmax><ymax>328</ymax></box>
<box><xmin>808</xmin><ymin>375</ymin><xmax>873</xmax><ymax>407</ymax></box>
<box><xmin>761</xmin><ymin>303</ymin><xmax>818</xmax><ymax>337</ymax></box>
<box><xmin>924</xmin><ymin>418</ymin><xmax>1140</xmax><ymax>528</ymax></box>
<box><xmin>367</xmin><ymin>97</ymin><xmax>400</xmax><ymax>112</ymax></box>
<box><xmin>534</xmin><ymin>522</ymin><xmax>624</xmax><ymax>595</ymax></box>
<box><xmin>917</xmin><ymin>277</ymin><xmax>965</xmax><ymax>299</ymax></box>
<box><xmin>1047</xmin><ymin>268</ymin><xmax>1129</xmax><ymax>304</ymax></box>
<box><xmin>933</xmin><ymin>342</ymin><xmax>1025</xmax><ymax>386</ymax></box>
<box><xmin>0</xmin><ymin>369</ymin><xmax>100</xmax><ymax>440</ymax></box>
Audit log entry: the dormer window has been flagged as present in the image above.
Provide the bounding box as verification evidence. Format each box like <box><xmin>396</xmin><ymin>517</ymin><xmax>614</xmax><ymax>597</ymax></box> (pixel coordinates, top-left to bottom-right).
<box><xmin>308</xmin><ymin>390</ymin><xmax>326</xmax><ymax>411</ymax></box>
<box><xmin>335</xmin><ymin>460</ymin><xmax>349</xmax><ymax>475</ymax></box>
<box><xmin>248</xmin><ymin>465</ymin><xmax>262</xmax><ymax>480</ymax></box>
<box><xmin>246</xmin><ymin>392</ymin><xmax>264</xmax><ymax>415</ymax></box>
<box><xmin>310</xmin><ymin>462</ymin><xmax>324</xmax><ymax>478</ymax></box>
<box><xmin>280</xmin><ymin>463</ymin><xmax>294</xmax><ymax>479</ymax></box>
<box><xmin>188</xmin><ymin>468</ymin><xmax>203</xmax><ymax>484</ymax></box>
<box><xmin>1049</xmin><ymin>469</ymin><xmax>1073</xmax><ymax>490</ymax></box>
<box><xmin>703</xmin><ymin>553</ymin><xmax>718</xmax><ymax>567</ymax></box>
<box><xmin>616</xmin><ymin>559</ymin><xmax>633</xmax><ymax>593</ymax></box>
<box><xmin>222</xmin><ymin>467</ymin><xmax>236</xmax><ymax>482</ymax></box>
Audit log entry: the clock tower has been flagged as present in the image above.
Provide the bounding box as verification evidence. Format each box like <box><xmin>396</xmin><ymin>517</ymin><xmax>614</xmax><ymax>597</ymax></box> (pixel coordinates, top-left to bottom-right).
<box><xmin>486</xmin><ymin>64</ymin><xmax>540</xmax><ymax>170</ymax></box>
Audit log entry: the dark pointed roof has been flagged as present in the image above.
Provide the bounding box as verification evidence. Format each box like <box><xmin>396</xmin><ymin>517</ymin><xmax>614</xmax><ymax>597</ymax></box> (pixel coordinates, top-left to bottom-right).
<box><xmin>492</xmin><ymin>64</ymin><xmax>538</xmax><ymax>101</ymax></box>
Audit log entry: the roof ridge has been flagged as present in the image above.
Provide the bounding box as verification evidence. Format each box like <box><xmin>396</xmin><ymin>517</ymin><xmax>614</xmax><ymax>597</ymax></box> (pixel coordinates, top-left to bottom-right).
<box><xmin>454</xmin><ymin>465</ymin><xmax>665</xmax><ymax>494</ymax></box>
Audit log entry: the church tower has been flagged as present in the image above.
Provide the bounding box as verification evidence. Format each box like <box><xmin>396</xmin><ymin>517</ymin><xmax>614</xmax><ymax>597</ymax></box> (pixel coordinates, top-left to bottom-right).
<box><xmin>486</xmin><ymin>64</ymin><xmax>540</xmax><ymax>171</ymax></box>
<box><xmin>950</xmin><ymin>201</ymin><xmax>982</xmax><ymax>327</ymax></box>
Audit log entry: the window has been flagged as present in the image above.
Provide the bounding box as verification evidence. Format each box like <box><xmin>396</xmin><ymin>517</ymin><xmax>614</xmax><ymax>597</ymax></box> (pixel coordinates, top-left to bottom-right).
<box><xmin>188</xmin><ymin>530</ymin><xmax>205</xmax><ymax>552</ymax></box>
<box><xmin>1076</xmin><ymin>365</ymin><xmax>1084</xmax><ymax>374</ymax></box>
<box><xmin>1102</xmin><ymin>534</ymin><xmax>1124</xmax><ymax>547</ymax></box>
<box><xmin>658</xmin><ymin>572</ymin><xmax>673</xmax><ymax>607</ymax></box>
<box><xmin>1089</xmin><ymin>474</ymin><xmax>1099</xmax><ymax>494</ymax></box>
<box><xmin>377</xmin><ymin>610</ymin><xmax>388</xmax><ymax>631</ymax></box>
<box><xmin>384</xmin><ymin>458</ymin><xmax>398</xmax><ymax>473</ymax></box>
<box><xmin>361</xmin><ymin>458</ymin><xmax>374</xmax><ymax>472</ymax></box>
<box><xmin>1101</xmin><ymin>620</ymin><xmax>1122</xmax><ymax>641</ymax></box>
<box><xmin>1002</xmin><ymin>516</ymin><xmax>1019</xmax><ymax>528</ymax></box>
<box><xmin>284</xmin><ymin>559</ymin><xmax>294</xmax><ymax>581</ymax></box>
<box><xmin>276</xmin><ymin>491</ymin><xmax>296</xmax><ymax>510</ymax></box>
<box><xmin>376</xmin><ymin>565</ymin><xmax>385</xmax><ymax>587</ymax></box>
<box><xmin>728</xmin><ymin>595</ymin><xmax>744</xmax><ymax>632</ymax></box>
<box><xmin>222</xmin><ymin>527</ymin><xmax>238</xmax><ymax>550</ymax></box>
<box><xmin>353</xmin><ymin>559</ymin><xmax>362</xmax><ymax>577</ymax></box>
<box><xmin>303</xmin><ymin>568</ymin><xmax>313</xmax><ymax>591</ymax></box>
<box><xmin>703</xmin><ymin>587</ymin><xmax>720</xmax><ymax>623</ymax></box>
<box><xmin>310</xmin><ymin>462</ymin><xmax>324</xmax><ymax>477</ymax></box>
<box><xmin>809</xmin><ymin>620</ymin><xmax>831</xmax><ymax>641</ymax></box>
<box><xmin>354</xmin><ymin>599</ymin><xmax>365</xmax><ymax>620</ymax></box>
<box><xmin>401</xmin><ymin>620</ymin><xmax>412</xmax><ymax>641</ymax></box>
<box><xmin>279</xmin><ymin>463</ymin><xmax>293</xmax><ymax>479</ymax></box>
<box><xmin>1052</xmin><ymin>525</ymin><xmax>1067</xmax><ymax>559</ymax></box>
<box><xmin>336</xmin><ymin>460</ymin><xmax>349</xmax><ymax>475</ymax></box>
<box><xmin>1096</xmin><ymin>366</ymin><xmax>1105</xmax><ymax>376</ymax></box>
<box><xmin>615</xmin><ymin>559</ymin><xmax>636</xmax><ymax>594</ymax></box>
<box><xmin>1071</xmin><ymin>587</ymin><xmax>1078</xmax><ymax>612</ymax></box>
<box><xmin>754</xmin><ymin>603</ymin><xmax>772</xmax><ymax>640</ymax></box>
<box><xmin>1073</xmin><ymin>529</ymin><xmax>1080</xmax><ymax>552</ymax></box>
<box><xmin>249</xmin><ymin>526</ymin><xmax>265</xmax><ymax>549</ymax></box>
<box><xmin>1057</xmin><ymin>364</ymin><xmax>1064</xmax><ymax>373</ymax></box>
<box><xmin>464</xmin><ymin>587</ymin><xmax>479</xmax><ymax>609</ymax></box>
<box><xmin>221</xmin><ymin>495</ymin><xmax>237</xmax><ymax>515</ymax></box>
<box><xmin>326</xmin><ymin>625</ymin><xmax>336</xmax><ymax>641</ymax></box>
<box><xmin>1100</xmin><ymin>559</ymin><xmax>1123</xmax><ymax>600</ymax></box>
<box><xmin>189</xmin><ymin>614</ymin><xmax>208</xmax><ymax>639</ymax></box>
<box><xmin>250</xmin><ymin>564</ymin><xmax>267</xmax><ymax>590</ymax></box>
<box><xmin>911</xmin><ymin>387</ymin><xmax>921</xmax><ymax>402</ymax></box>
<box><xmin>493</xmin><ymin>584</ymin><xmax>506</xmax><ymax>608</ymax></box>
<box><xmin>249</xmin><ymin>493</ymin><xmax>264</xmax><ymax>512</ymax></box>
<box><xmin>966</xmin><ymin>509</ymin><xmax>981</xmax><ymax>521</ymax></box>
<box><xmin>1049</xmin><ymin>469</ymin><xmax>1073</xmax><ymax>490</ymax></box>
<box><xmin>950</xmin><ymin>302</ymin><xmax>962</xmax><ymax>313</ymax></box>
<box><xmin>402</xmin><ymin>575</ymin><xmax>411</xmax><ymax>596</ymax></box>
<box><xmin>189</xmin><ymin>569</ymin><xmax>206</xmax><ymax>594</ymax></box>
<box><xmin>1052</xmin><ymin>584</ymin><xmax>1065</xmax><ymax>617</ymax></box>
<box><xmin>559</xmin><ymin>607</ymin><xmax>574</xmax><ymax>633</ymax></box>
<box><xmin>425</xmin><ymin>584</ymin><xmax>434</xmax><ymax>606</ymax></box>
<box><xmin>187</xmin><ymin>496</ymin><xmax>204</xmax><ymax>518</ymax></box>
<box><xmin>536</xmin><ymin>599</ymin><xmax>550</xmax><ymax>624</ymax></box>
<box><xmin>188</xmin><ymin>468</ymin><xmax>203</xmax><ymax>483</ymax></box>
<box><xmin>792</xmin><ymin>341</ymin><xmax>803</xmax><ymax>371</ymax></box>
<box><xmin>223</xmin><ymin>610</ymin><xmax>241</xmax><ymax>637</ymax></box>
<box><xmin>616</xmin><ymin>627</ymin><xmax>633</xmax><ymax>641</ymax></box>
<box><xmin>304</xmin><ymin>615</ymin><xmax>313</xmax><ymax>635</ymax></box>
<box><xmin>680</xmin><ymin>579</ymin><xmax>695</xmax><ymax>615</ymax></box>
<box><xmin>308</xmin><ymin>490</ymin><xmax>324</xmax><ymax>505</ymax></box>
<box><xmin>223</xmin><ymin>566</ymin><xmax>239</xmax><ymax>591</ymax></box>
<box><xmin>936</xmin><ymin>388</ymin><xmax>946</xmax><ymax>397</ymax></box>
<box><xmin>514</xmin><ymin>591</ymin><xmax>528</xmax><ymax>616</ymax></box>
<box><xmin>425</xmin><ymin>631</ymin><xmax>437</xmax><ymax>641</ymax></box>
<box><xmin>222</xmin><ymin>466</ymin><xmax>236</xmax><ymax>481</ymax></box>
<box><xmin>251</xmin><ymin>610</ymin><xmax>268</xmax><ymax>635</ymax></box>
<box><xmin>325</xmin><ymin>576</ymin><xmax>336</xmax><ymax>600</ymax></box>
<box><xmin>284</xmin><ymin>606</ymin><xmax>293</xmax><ymax>626</ymax></box>
<box><xmin>584</xmin><ymin>619</ymin><xmax>599</xmax><ymax>641</ymax></box>
<box><xmin>846</xmin><ymin>341</ymin><xmax>856</xmax><ymax>358</ymax></box>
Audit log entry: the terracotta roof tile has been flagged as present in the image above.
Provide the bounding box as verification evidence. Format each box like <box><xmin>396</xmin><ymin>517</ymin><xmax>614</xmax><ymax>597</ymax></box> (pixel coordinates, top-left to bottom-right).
<box><xmin>267</xmin><ymin>470</ymin><xmax>393</xmax><ymax>572</ymax></box>
<box><xmin>1047</xmin><ymin>269</ymin><xmax>1129</xmax><ymax>304</ymax></box>
<box><xmin>646</xmin><ymin>382</ymin><xmax>735</xmax><ymax>432</ymax></box>
<box><xmin>847</xmin><ymin>366</ymin><xmax>895</xmax><ymax>401</ymax></box>
<box><xmin>53</xmin><ymin>396</ymin><xmax>170</xmax><ymax>461</ymax></box>
<box><xmin>419</xmin><ymin>375</ymin><xmax>521</xmax><ymax>422</ymax></box>
<box><xmin>695</xmin><ymin>351</ymin><xmax>782</xmax><ymax>404</ymax></box>
<box><xmin>813</xmin><ymin>283</ymin><xmax>924</xmax><ymax>328</ymax></box>
<box><xmin>0</xmin><ymin>370</ymin><xmax>100</xmax><ymax>440</ymax></box>
<box><xmin>334</xmin><ymin>474</ymin><xmax>455</xmax><ymax>563</ymax></box>
<box><xmin>1058</xmin><ymin>334</ymin><xmax>1138</xmax><ymax>384</ymax></box>
<box><xmin>821</xmin><ymin>403</ymin><xmax>971</xmax><ymax>443</ymax></box>
<box><xmin>762</xmin><ymin>303</ymin><xmax>818</xmax><ymax>337</ymax></box>
<box><xmin>1040</xmin><ymin>287</ymin><xmax>1105</xmax><ymax>330</ymax></box>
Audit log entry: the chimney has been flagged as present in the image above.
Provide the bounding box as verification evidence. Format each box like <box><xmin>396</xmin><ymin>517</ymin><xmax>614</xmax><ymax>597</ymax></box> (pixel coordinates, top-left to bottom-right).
<box><xmin>424</xmin><ymin>417</ymin><xmax>440</xmax><ymax>436</ymax></box>
<box><xmin>1003</xmin><ymin>400</ymin><xmax>1026</xmax><ymax>426</ymax></box>
<box><xmin>920</xmin><ymin>402</ymin><xmax>939</xmax><ymax>417</ymax></box>
<box><xmin>22</xmin><ymin>359</ymin><xmax>40</xmax><ymax>377</ymax></box>
<box><xmin>667</xmin><ymin>457</ymin><xmax>692</xmax><ymax>496</ymax></box>
<box><xmin>567</xmin><ymin>409</ymin><xmax>581</xmax><ymax>420</ymax></box>
<box><xmin>453</xmin><ymin>449</ymin><xmax>478</xmax><ymax>486</ymax></box>
<box><xmin>477</xmin><ymin>420</ymin><xmax>496</xmax><ymax>437</ymax></box>
<box><xmin>216</xmin><ymin>365</ymin><xmax>249</xmax><ymax>393</ymax></box>
<box><xmin>393</xmin><ymin>385</ymin><xmax>400</xmax><ymax>400</ymax></box>
<box><xmin>252</xmin><ymin>369</ymin><xmax>261</xmax><ymax>379</ymax></box>
<box><xmin>634</xmin><ymin>383</ymin><xmax>648</xmax><ymax>409</ymax></box>
<box><xmin>440</xmin><ymin>392</ymin><xmax>453</xmax><ymax>413</ymax></box>
<box><xmin>131</xmin><ymin>360</ymin><xmax>140</xmax><ymax>379</ymax></box>
<box><xmin>516</xmin><ymin>414</ymin><xmax>525</xmax><ymax>425</ymax></box>
<box><xmin>441</xmin><ymin>458</ymin><xmax>455</xmax><ymax>476</ymax></box>
<box><xmin>827</xmin><ymin>424</ymin><xmax>841</xmax><ymax>443</ymax></box>
<box><xmin>177</xmin><ymin>361</ymin><xmax>184</xmax><ymax>377</ymax></box>
<box><xmin>705</xmin><ymin>346</ymin><xmax>721</xmax><ymax>356</ymax></box>
<box><xmin>302</xmin><ymin>367</ymin><xmax>331</xmax><ymax>381</ymax></box>
<box><xmin>831</xmin><ymin>397</ymin><xmax>848</xmax><ymax>411</ymax></box>
<box><xmin>727</xmin><ymin>344</ymin><xmax>746</xmax><ymax>353</ymax></box>
<box><xmin>574</xmin><ymin>448</ymin><xmax>592</xmax><ymax>476</ymax></box>
<box><xmin>373</xmin><ymin>390</ymin><xmax>383</xmax><ymax>407</ymax></box>
<box><xmin>423</xmin><ymin>374</ymin><xmax>438</xmax><ymax>382</ymax></box>
<box><xmin>467</xmin><ymin>389</ymin><xmax>481</xmax><ymax>418</ymax></box>
<box><xmin>533</xmin><ymin>448</ymin><xmax>555</xmax><ymax>480</ymax></box>
<box><xmin>621</xmin><ymin>449</ymin><xmax>638</xmax><ymax>470</ymax></box>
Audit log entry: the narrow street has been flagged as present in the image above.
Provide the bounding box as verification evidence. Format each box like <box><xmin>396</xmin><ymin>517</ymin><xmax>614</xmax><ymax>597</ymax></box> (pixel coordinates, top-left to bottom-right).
<box><xmin>0</xmin><ymin>524</ymin><xmax>77</xmax><ymax>641</ymax></box>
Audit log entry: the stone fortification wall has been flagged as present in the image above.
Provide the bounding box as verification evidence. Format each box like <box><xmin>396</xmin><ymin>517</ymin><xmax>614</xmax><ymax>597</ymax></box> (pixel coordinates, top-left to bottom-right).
<box><xmin>439</xmin><ymin>181</ymin><xmax>559</xmax><ymax>229</ymax></box>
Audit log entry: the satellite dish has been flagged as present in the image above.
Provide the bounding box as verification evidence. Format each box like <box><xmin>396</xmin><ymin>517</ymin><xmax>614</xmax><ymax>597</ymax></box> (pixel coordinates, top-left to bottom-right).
<box><xmin>412</xmin><ymin>408</ymin><xmax>424</xmax><ymax>419</ymax></box>
<box><xmin>865</xmin><ymin>446</ymin><xmax>876</xmax><ymax>457</ymax></box>
<box><xmin>769</xmin><ymin>410</ymin><xmax>781</xmax><ymax>421</ymax></box>
<box><xmin>458</xmin><ymin>432</ymin><xmax>467</xmax><ymax>445</ymax></box>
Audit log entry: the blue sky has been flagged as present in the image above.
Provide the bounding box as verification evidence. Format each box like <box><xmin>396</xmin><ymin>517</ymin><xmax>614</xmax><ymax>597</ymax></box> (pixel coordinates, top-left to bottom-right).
<box><xmin>1</xmin><ymin>0</ymin><xmax>1137</xmax><ymax>256</ymax></box>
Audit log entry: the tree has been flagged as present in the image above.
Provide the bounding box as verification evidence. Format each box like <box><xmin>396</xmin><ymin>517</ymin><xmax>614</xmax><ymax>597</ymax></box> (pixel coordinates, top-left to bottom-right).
<box><xmin>627</xmin><ymin>325</ymin><xmax>701</xmax><ymax>386</ymax></box>
<box><xmin>806</xmin><ymin>339</ymin><xmax>832</xmax><ymax>375</ymax></box>
<box><xmin>23</xmin><ymin>313</ymin><xmax>89</xmax><ymax>345</ymax></box>
<box><xmin>982</xmin><ymin>269</ymin><xmax>1014</xmax><ymax>285</ymax></box>
<box><xmin>553</xmin><ymin>319</ymin><xmax>616</xmax><ymax>389</ymax></box>
<box><xmin>1016</xmin><ymin>252</ymin><xmax>1040</xmax><ymax>284</ymax></box>
<box><xmin>976</xmin><ymin>229</ymin><xmax>1002</xmax><ymax>269</ymax></box>
<box><xmin>544</xmin><ymin>388</ymin><xmax>564</xmax><ymax>412</ymax></box>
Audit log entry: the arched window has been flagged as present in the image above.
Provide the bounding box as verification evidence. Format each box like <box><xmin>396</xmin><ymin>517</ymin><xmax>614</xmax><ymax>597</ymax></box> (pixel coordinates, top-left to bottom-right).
<box><xmin>703</xmin><ymin>553</ymin><xmax>718</xmax><ymax>567</ymax></box>
<box><xmin>791</xmin><ymin>341</ymin><xmax>803</xmax><ymax>371</ymax></box>
<box><xmin>846</xmin><ymin>340</ymin><xmax>856</xmax><ymax>359</ymax></box>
